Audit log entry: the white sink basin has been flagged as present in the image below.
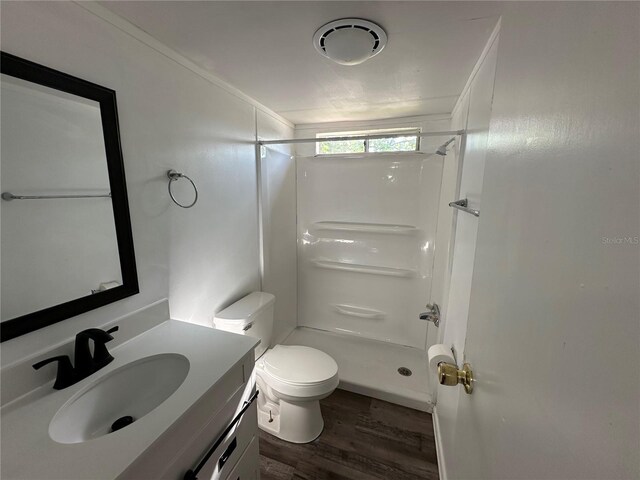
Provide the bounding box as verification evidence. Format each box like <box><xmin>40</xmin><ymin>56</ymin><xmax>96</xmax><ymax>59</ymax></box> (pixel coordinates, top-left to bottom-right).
<box><xmin>49</xmin><ymin>353</ymin><xmax>189</xmax><ymax>444</ymax></box>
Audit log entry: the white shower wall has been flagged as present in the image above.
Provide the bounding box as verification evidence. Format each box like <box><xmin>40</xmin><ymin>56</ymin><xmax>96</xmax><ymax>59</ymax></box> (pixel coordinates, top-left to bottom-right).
<box><xmin>296</xmin><ymin>150</ymin><xmax>444</xmax><ymax>349</ymax></box>
<box><xmin>257</xmin><ymin>111</ymin><xmax>297</xmax><ymax>346</ymax></box>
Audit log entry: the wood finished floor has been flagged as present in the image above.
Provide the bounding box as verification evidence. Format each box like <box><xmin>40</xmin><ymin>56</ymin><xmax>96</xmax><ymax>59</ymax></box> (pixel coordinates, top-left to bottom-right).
<box><xmin>258</xmin><ymin>389</ymin><xmax>439</xmax><ymax>480</ymax></box>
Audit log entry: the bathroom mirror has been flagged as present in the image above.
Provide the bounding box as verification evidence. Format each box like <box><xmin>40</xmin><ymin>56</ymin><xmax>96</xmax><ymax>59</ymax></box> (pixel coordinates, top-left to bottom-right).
<box><xmin>0</xmin><ymin>52</ymin><xmax>138</xmax><ymax>341</ymax></box>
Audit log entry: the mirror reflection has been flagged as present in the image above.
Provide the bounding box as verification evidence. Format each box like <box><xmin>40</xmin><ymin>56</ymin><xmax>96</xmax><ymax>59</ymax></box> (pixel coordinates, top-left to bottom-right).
<box><xmin>1</xmin><ymin>74</ymin><xmax>122</xmax><ymax>322</ymax></box>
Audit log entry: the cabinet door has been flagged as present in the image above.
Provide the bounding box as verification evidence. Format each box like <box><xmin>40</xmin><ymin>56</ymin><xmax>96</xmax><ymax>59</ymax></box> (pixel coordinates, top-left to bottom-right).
<box><xmin>177</xmin><ymin>393</ymin><xmax>257</xmax><ymax>480</ymax></box>
<box><xmin>224</xmin><ymin>436</ymin><xmax>259</xmax><ymax>480</ymax></box>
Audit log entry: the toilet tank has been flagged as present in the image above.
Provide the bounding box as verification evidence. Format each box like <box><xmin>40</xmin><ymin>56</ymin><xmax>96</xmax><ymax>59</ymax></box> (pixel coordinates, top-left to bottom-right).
<box><xmin>214</xmin><ymin>292</ymin><xmax>275</xmax><ymax>360</ymax></box>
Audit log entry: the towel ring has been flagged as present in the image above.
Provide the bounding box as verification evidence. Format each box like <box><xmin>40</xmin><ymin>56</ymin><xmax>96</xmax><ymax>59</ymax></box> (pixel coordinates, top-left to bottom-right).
<box><xmin>167</xmin><ymin>169</ymin><xmax>198</xmax><ymax>208</ymax></box>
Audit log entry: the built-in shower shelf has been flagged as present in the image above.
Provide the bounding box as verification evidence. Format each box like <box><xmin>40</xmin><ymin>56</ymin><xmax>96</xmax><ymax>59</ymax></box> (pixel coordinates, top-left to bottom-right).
<box><xmin>311</xmin><ymin>221</ymin><xmax>419</xmax><ymax>235</ymax></box>
<box><xmin>311</xmin><ymin>259</ymin><xmax>416</xmax><ymax>278</ymax></box>
<box><xmin>332</xmin><ymin>304</ymin><xmax>386</xmax><ymax>320</ymax></box>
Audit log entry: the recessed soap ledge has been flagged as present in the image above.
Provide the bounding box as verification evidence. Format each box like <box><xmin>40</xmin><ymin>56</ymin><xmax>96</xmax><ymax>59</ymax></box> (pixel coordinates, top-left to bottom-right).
<box><xmin>311</xmin><ymin>259</ymin><xmax>417</xmax><ymax>278</ymax></box>
<box><xmin>310</xmin><ymin>221</ymin><xmax>420</xmax><ymax>235</ymax></box>
<box><xmin>0</xmin><ymin>319</ymin><xmax>259</xmax><ymax>480</ymax></box>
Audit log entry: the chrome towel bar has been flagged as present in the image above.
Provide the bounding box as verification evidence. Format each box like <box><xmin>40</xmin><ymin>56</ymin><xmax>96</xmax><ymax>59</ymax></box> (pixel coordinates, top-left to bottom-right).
<box><xmin>449</xmin><ymin>198</ymin><xmax>480</xmax><ymax>217</ymax></box>
<box><xmin>1</xmin><ymin>192</ymin><xmax>111</xmax><ymax>201</ymax></box>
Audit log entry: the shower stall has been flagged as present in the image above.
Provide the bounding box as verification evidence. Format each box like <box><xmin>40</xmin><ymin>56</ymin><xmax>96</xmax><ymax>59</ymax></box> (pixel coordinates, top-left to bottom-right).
<box><xmin>260</xmin><ymin>131</ymin><xmax>461</xmax><ymax>411</ymax></box>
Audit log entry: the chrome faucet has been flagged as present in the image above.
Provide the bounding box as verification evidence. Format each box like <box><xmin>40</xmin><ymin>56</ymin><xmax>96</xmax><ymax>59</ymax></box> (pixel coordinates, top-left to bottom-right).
<box><xmin>419</xmin><ymin>303</ymin><xmax>440</xmax><ymax>327</ymax></box>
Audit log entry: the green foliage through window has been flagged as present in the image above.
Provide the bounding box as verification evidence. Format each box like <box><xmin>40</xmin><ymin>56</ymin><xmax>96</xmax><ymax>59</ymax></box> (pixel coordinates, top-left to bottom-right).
<box><xmin>316</xmin><ymin>130</ymin><xmax>419</xmax><ymax>155</ymax></box>
<box><xmin>318</xmin><ymin>138</ymin><xmax>365</xmax><ymax>154</ymax></box>
<box><xmin>369</xmin><ymin>136</ymin><xmax>418</xmax><ymax>152</ymax></box>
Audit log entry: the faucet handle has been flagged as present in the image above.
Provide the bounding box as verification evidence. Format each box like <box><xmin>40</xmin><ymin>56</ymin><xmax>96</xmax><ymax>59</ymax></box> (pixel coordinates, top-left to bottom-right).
<box><xmin>418</xmin><ymin>303</ymin><xmax>441</xmax><ymax>327</ymax></box>
<box><xmin>33</xmin><ymin>355</ymin><xmax>76</xmax><ymax>390</ymax></box>
<box><xmin>77</xmin><ymin>327</ymin><xmax>115</xmax><ymax>342</ymax></box>
<box><xmin>93</xmin><ymin>326</ymin><xmax>118</xmax><ymax>368</ymax></box>
<box><xmin>74</xmin><ymin>326</ymin><xmax>118</xmax><ymax>375</ymax></box>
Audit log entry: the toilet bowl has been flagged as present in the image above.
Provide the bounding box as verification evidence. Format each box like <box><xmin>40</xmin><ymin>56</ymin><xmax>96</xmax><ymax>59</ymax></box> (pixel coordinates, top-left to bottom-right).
<box><xmin>255</xmin><ymin>344</ymin><xmax>338</xmax><ymax>443</ymax></box>
<box><xmin>214</xmin><ymin>292</ymin><xmax>339</xmax><ymax>443</ymax></box>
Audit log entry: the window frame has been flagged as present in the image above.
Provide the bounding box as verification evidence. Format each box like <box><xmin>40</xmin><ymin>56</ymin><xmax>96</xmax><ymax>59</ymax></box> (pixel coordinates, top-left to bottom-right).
<box><xmin>315</xmin><ymin>128</ymin><xmax>421</xmax><ymax>156</ymax></box>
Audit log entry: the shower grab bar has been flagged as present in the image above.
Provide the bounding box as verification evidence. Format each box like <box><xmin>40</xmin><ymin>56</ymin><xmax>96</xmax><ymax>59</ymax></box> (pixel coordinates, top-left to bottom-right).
<box><xmin>1</xmin><ymin>191</ymin><xmax>111</xmax><ymax>201</ymax></box>
<box><xmin>449</xmin><ymin>198</ymin><xmax>480</xmax><ymax>217</ymax></box>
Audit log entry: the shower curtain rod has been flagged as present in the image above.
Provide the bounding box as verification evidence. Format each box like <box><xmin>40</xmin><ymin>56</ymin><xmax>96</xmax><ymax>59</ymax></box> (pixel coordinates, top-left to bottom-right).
<box><xmin>258</xmin><ymin>129</ymin><xmax>465</xmax><ymax>145</ymax></box>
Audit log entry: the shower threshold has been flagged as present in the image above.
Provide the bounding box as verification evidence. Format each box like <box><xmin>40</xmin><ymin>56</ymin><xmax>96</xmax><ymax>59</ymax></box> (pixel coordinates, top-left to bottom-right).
<box><xmin>283</xmin><ymin>327</ymin><xmax>433</xmax><ymax>412</ymax></box>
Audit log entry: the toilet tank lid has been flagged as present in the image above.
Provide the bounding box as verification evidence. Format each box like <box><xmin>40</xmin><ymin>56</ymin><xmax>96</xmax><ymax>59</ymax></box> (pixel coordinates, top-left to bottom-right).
<box><xmin>214</xmin><ymin>292</ymin><xmax>275</xmax><ymax>322</ymax></box>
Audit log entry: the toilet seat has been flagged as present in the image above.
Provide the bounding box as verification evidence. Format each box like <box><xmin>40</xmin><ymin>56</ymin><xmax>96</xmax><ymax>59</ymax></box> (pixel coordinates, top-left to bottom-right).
<box><xmin>258</xmin><ymin>345</ymin><xmax>339</xmax><ymax>399</ymax></box>
<box><xmin>263</xmin><ymin>345</ymin><xmax>338</xmax><ymax>384</ymax></box>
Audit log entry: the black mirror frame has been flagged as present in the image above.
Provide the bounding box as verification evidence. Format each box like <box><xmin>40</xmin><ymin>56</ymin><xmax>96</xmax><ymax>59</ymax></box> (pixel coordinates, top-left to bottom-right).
<box><xmin>0</xmin><ymin>52</ymin><xmax>139</xmax><ymax>342</ymax></box>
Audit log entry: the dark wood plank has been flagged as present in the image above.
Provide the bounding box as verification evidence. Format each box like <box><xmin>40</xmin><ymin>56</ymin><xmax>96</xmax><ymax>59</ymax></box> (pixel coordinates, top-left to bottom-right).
<box><xmin>294</xmin><ymin>457</ymin><xmax>380</xmax><ymax>480</ymax></box>
<box><xmin>321</xmin><ymin>388</ymin><xmax>372</xmax><ymax>413</ymax></box>
<box><xmin>356</xmin><ymin>414</ymin><xmax>423</xmax><ymax>449</ymax></box>
<box><xmin>259</xmin><ymin>389</ymin><xmax>439</xmax><ymax>479</ymax></box>
<box><xmin>260</xmin><ymin>455</ymin><xmax>296</xmax><ymax>480</ymax></box>
<box><xmin>308</xmin><ymin>432</ymin><xmax>431</xmax><ymax>480</ymax></box>
<box><xmin>369</xmin><ymin>398</ymin><xmax>434</xmax><ymax>434</ymax></box>
<box><xmin>259</xmin><ymin>431</ymin><xmax>312</xmax><ymax>469</ymax></box>
<box><xmin>319</xmin><ymin>420</ymin><xmax>439</xmax><ymax>479</ymax></box>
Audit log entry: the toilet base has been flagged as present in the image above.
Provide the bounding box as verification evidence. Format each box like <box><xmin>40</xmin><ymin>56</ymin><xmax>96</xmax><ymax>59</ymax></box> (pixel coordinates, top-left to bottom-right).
<box><xmin>258</xmin><ymin>398</ymin><xmax>324</xmax><ymax>443</ymax></box>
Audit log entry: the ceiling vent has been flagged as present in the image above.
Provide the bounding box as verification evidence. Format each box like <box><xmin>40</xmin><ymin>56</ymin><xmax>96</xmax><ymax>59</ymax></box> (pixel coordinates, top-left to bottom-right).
<box><xmin>313</xmin><ymin>18</ymin><xmax>387</xmax><ymax>66</ymax></box>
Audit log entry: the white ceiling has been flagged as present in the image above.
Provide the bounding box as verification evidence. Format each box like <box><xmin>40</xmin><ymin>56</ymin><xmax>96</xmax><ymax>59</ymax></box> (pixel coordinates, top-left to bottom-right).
<box><xmin>101</xmin><ymin>1</ymin><xmax>502</xmax><ymax>125</ymax></box>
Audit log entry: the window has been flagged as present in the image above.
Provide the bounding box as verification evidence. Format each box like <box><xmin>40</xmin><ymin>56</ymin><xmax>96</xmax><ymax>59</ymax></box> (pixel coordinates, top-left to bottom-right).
<box><xmin>316</xmin><ymin>128</ymin><xmax>420</xmax><ymax>155</ymax></box>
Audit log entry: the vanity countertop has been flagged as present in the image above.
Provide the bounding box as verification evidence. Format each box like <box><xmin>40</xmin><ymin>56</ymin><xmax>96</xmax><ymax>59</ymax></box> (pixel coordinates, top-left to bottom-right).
<box><xmin>0</xmin><ymin>320</ymin><xmax>258</xmax><ymax>480</ymax></box>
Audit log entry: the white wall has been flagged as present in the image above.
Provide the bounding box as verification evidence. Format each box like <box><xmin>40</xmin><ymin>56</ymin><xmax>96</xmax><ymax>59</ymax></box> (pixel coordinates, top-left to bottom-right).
<box><xmin>165</xmin><ymin>92</ymin><xmax>259</xmax><ymax>327</ymax></box>
<box><xmin>257</xmin><ymin>112</ymin><xmax>297</xmax><ymax>346</ymax></box>
<box><xmin>0</xmin><ymin>2</ymin><xmax>292</xmax><ymax>366</ymax></box>
<box><xmin>437</xmin><ymin>3</ymin><xmax>639</xmax><ymax>478</ymax></box>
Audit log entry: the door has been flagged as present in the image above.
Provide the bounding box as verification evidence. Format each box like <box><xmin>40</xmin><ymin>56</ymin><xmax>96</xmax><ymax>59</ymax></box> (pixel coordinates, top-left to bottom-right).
<box><xmin>436</xmin><ymin>4</ymin><xmax>639</xmax><ymax>479</ymax></box>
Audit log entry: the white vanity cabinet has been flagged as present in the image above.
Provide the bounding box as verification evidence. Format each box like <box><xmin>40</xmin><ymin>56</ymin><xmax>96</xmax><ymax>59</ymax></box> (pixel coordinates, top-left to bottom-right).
<box><xmin>119</xmin><ymin>352</ymin><xmax>259</xmax><ymax>480</ymax></box>
<box><xmin>1</xmin><ymin>320</ymin><xmax>260</xmax><ymax>480</ymax></box>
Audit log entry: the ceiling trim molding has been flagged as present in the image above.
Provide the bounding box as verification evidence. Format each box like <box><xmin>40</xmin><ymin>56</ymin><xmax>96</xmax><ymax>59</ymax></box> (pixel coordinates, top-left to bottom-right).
<box><xmin>451</xmin><ymin>16</ymin><xmax>501</xmax><ymax>118</ymax></box>
<box><xmin>74</xmin><ymin>1</ymin><xmax>295</xmax><ymax>129</ymax></box>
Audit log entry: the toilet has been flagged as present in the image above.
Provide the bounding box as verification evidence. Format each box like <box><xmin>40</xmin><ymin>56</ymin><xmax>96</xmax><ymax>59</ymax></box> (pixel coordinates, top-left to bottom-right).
<box><xmin>214</xmin><ymin>292</ymin><xmax>339</xmax><ymax>443</ymax></box>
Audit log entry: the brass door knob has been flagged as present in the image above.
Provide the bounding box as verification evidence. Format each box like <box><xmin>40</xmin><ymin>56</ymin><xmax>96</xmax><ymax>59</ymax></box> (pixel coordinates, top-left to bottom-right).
<box><xmin>437</xmin><ymin>362</ymin><xmax>474</xmax><ymax>394</ymax></box>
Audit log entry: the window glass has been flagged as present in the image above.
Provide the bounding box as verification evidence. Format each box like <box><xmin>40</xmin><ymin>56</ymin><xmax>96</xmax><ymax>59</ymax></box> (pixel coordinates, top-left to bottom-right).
<box><xmin>316</xmin><ymin>129</ymin><xmax>419</xmax><ymax>155</ymax></box>
<box><xmin>368</xmin><ymin>135</ymin><xmax>418</xmax><ymax>152</ymax></box>
<box><xmin>317</xmin><ymin>138</ymin><xmax>365</xmax><ymax>154</ymax></box>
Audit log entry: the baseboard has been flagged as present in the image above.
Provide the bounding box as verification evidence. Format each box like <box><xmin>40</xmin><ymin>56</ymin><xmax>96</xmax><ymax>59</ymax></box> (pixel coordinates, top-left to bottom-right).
<box><xmin>432</xmin><ymin>406</ymin><xmax>448</xmax><ymax>480</ymax></box>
